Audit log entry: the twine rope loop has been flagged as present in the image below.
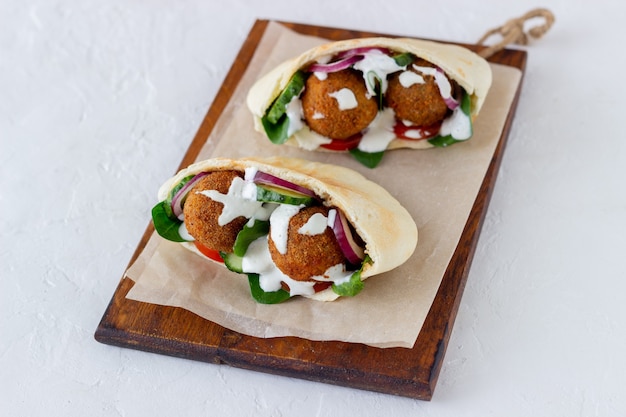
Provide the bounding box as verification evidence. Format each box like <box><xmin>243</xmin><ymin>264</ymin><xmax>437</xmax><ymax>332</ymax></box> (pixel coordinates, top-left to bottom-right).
<box><xmin>477</xmin><ymin>8</ymin><xmax>555</xmax><ymax>58</ymax></box>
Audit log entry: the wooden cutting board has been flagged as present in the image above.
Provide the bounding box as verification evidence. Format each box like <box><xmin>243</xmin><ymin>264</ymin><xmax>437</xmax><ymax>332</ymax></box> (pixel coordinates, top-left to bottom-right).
<box><xmin>94</xmin><ymin>20</ymin><xmax>526</xmax><ymax>400</ymax></box>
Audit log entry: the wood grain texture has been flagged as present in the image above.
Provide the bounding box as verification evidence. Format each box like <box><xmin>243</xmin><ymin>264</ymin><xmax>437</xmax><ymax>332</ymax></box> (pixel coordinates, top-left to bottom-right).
<box><xmin>95</xmin><ymin>19</ymin><xmax>527</xmax><ymax>400</ymax></box>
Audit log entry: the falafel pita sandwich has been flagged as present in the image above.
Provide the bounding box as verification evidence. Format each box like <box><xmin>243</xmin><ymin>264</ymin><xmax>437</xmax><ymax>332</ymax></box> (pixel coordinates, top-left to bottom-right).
<box><xmin>247</xmin><ymin>37</ymin><xmax>492</xmax><ymax>168</ymax></box>
<box><xmin>151</xmin><ymin>156</ymin><xmax>417</xmax><ymax>303</ymax></box>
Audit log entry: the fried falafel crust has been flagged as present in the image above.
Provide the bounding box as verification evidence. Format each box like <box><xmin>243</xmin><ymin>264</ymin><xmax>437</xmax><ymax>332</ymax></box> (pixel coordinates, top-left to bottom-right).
<box><xmin>386</xmin><ymin>58</ymin><xmax>450</xmax><ymax>127</ymax></box>
<box><xmin>183</xmin><ymin>170</ymin><xmax>247</xmax><ymax>253</ymax></box>
<box><xmin>301</xmin><ymin>69</ymin><xmax>377</xmax><ymax>139</ymax></box>
<box><xmin>268</xmin><ymin>206</ymin><xmax>346</xmax><ymax>281</ymax></box>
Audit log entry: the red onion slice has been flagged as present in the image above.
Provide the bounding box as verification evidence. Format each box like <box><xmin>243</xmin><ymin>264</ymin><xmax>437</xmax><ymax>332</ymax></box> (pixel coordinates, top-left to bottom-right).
<box><xmin>308</xmin><ymin>54</ymin><xmax>363</xmax><ymax>73</ymax></box>
<box><xmin>252</xmin><ymin>171</ymin><xmax>317</xmax><ymax>197</ymax></box>
<box><xmin>309</xmin><ymin>47</ymin><xmax>391</xmax><ymax>73</ymax></box>
<box><xmin>331</xmin><ymin>209</ymin><xmax>365</xmax><ymax>266</ymax></box>
<box><xmin>444</xmin><ymin>96</ymin><xmax>459</xmax><ymax>110</ymax></box>
<box><xmin>171</xmin><ymin>172</ymin><xmax>209</xmax><ymax>219</ymax></box>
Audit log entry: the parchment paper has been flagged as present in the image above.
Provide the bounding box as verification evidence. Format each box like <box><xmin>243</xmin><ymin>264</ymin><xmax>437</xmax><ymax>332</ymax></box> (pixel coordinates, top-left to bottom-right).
<box><xmin>125</xmin><ymin>21</ymin><xmax>522</xmax><ymax>348</ymax></box>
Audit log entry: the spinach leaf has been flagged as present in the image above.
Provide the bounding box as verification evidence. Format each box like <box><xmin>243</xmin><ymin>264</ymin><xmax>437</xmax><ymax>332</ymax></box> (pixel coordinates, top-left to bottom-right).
<box><xmin>261</xmin><ymin>113</ymin><xmax>290</xmax><ymax>144</ymax></box>
<box><xmin>233</xmin><ymin>220</ymin><xmax>270</xmax><ymax>257</ymax></box>
<box><xmin>427</xmin><ymin>134</ymin><xmax>461</xmax><ymax>147</ymax></box>
<box><xmin>247</xmin><ymin>274</ymin><xmax>291</xmax><ymax>304</ymax></box>
<box><xmin>349</xmin><ymin>148</ymin><xmax>385</xmax><ymax>168</ymax></box>
<box><xmin>151</xmin><ymin>201</ymin><xmax>187</xmax><ymax>242</ymax></box>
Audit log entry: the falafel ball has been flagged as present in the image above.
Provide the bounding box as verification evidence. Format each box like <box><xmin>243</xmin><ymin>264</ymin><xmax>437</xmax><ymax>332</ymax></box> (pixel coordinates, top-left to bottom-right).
<box><xmin>301</xmin><ymin>69</ymin><xmax>378</xmax><ymax>139</ymax></box>
<box><xmin>385</xmin><ymin>58</ymin><xmax>450</xmax><ymax>127</ymax></box>
<box><xmin>269</xmin><ymin>206</ymin><xmax>346</xmax><ymax>281</ymax></box>
<box><xmin>183</xmin><ymin>170</ymin><xmax>247</xmax><ymax>253</ymax></box>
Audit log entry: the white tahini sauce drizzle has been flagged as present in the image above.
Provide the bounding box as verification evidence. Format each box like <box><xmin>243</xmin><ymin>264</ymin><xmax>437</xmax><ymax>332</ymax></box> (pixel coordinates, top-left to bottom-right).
<box><xmin>285</xmin><ymin>95</ymin><xmax>304</xmax><ymax>137</ymax></box>
<box><xmin>328</xmin><ymin>88</ymin><xmax>358</xmax><ymax>110</ymax></box>
<box><xmin>269</xmin><ymin>204</ymin><xmax>303</xmax><ymax>254</ymax></box>
<box><xmin>243</xmin><ymin>167</ymin><xmax>257</xmax><ymax>181</ymax></box>
<box><xmin>352</xmin><ymin>50</ymin><xmax>405</xmax><ymax>97</ymax></box>
<box><xmin>399</xmin><ymin>71</ymin><xmax>425</xmax><ymax>87</ymax></box>
<box><xmin>312</xmin><ymin>111</ymin><xmax>325</xmax><ymax>120</ymax></box>
<box><xmin>311</xmin><ymin>264</ymin><xmax>353</xmax><ymax>284</ymax></box>
<box><xmin>314</xmin><ymin>71</ymin><xmax>328</xmax><ymax>80</ymax></box>
<box><xmin>241</xmin><ymin>236</ymin><xmax>356</xmax><ymax>296</ymax></box>
<box><xmin>403</xmin><ymin>128</ymin><xmax>426</xmax><ymax>139</ymax></box>
<box><xmin>411</xmin><ymin>64</ymin><xmax>454</xmax><ymax>102</ymax></box>
<box><xmin>242</xmin><ymin>236</ymin><xmax>316</xmax><ymax>296</ymax></box>
<box><xmin>178</xmin><ymin>222</ymin><xmax>194</xmax><ymax>241</ymax></box>
<box><xmin>327</xmin><ymin>208</ymin><xmax>337</xmax><ymax>229</ymax></box>
<box><xmin>239</xmin><ymin>168</ymin><xmax>288</xmax><ymax>221</ymax></box>
<box><xmin>255</xmin><ymin>203</ymin><xmax>278</xmax><ymax>222</ymax></box>
<box><xmin>412</xmin><ymin>64</ymin><xmax>438</xmax><ymax>76</ymax></box>
<box><xmin>357</xmin><ymin>107</ymin><xmax>397</xmax><ymax>152</ymax></box>
<box><xmin>433</xmin><ymin>71</ymin><xmax>453</xmax><ymax>102</ymax></box>
<box><xmin>292</xmin><ymin>126</ymin><xmax>332</xmax><ymax>150</ymax></box>
<box><xmin>298</xmin><ymin>212</ymin><xmax>328</xmax><ymax>235</ymax></box>
<box><xmin>439</xmin><ymin>106</ymin><xmax>472</xmax><ymax>140</ymax></box>
<box><xmin>197</xmin><ymin>176</ymin><xmax>266</xmax><ymax>226</ymax></box>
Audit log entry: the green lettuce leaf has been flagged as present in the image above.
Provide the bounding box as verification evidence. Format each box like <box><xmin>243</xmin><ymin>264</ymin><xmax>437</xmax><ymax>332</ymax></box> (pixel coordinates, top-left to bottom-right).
<box><xmin>392</xmin><ymin>52</ymin><xmax>415</xmax><ymax>67</ymax></box>
<box><xmin>331</xmin><ymin>256</ymin><xmax>371</xmax><ymax>297</ymax></box>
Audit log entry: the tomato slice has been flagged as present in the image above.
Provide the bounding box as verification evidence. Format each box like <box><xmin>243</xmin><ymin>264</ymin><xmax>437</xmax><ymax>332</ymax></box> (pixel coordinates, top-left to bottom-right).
<box><xmin>393</xmin><ymin>121</ymin><xmax>441</xmax><ymax>140</ymax></box>
<box><xmin>193</xmin><ymin>241</ymin><xmax>225</xmax><ymax>263</ymax></box>
<box><xmin>281</xmin><ymin>280</ymin><xmax>333</xmax><ymax>294</ymax></box>
<box><xmin>313</xmin><ymin>281</ymin><xmax>333</xmax><ymax>293</ymax></box>
<box><xmin>319</xmin><ymin>133</ymin><xmax>363</xmax><ymax>151</ymax></box>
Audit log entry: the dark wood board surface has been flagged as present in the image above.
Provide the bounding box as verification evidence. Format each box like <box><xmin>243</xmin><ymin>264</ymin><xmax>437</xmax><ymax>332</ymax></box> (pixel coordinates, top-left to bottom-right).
<box><xmin>94</xmin><ymin>19</ymin><xmax>527</xmax><ymax>401</ymax></box>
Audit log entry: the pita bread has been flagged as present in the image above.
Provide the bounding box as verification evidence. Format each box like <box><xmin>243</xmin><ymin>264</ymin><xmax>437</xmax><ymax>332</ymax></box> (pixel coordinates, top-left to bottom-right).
<box><xmin>247</xmin><ymin>37</ymin><xmax>492</xmax><ymax>151</ymax></box>
<box><xmin>157</xmin><ymin>156</ymin><xmax>418</xmax><ymax>301</ymax></box>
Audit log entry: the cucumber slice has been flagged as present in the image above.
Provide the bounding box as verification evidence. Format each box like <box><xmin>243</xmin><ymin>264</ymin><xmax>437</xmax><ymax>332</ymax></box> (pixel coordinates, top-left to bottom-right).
<box><xmin>265</xmin><ymin>70</ymin><xmax>306</xmax><ymax>124</ymax></box>
<box><xmin>256</xmin><ymin>184</ymin><xmax>315</xmax><ymax>206</ymax></box>
<box><xmin>221</xmin><ymin>252</ymin><xmax>244</xmax><ymax>273</ymax></box>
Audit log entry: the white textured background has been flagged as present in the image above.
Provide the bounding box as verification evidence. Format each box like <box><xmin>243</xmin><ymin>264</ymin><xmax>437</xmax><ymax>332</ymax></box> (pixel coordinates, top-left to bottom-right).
<box><xmin>2</xmin><ymin>0</ymin><xmax>626</xmax><ymax>415</ymax></box>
